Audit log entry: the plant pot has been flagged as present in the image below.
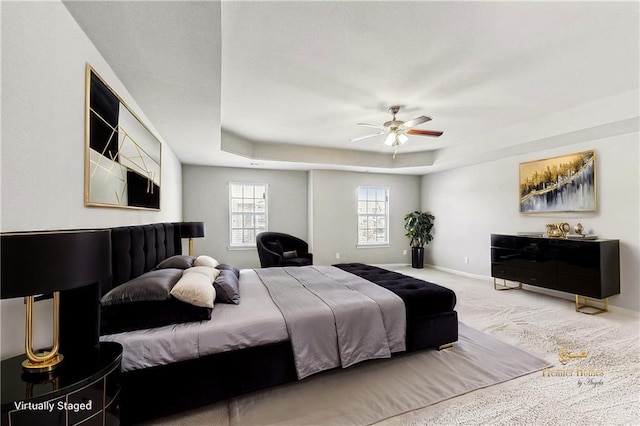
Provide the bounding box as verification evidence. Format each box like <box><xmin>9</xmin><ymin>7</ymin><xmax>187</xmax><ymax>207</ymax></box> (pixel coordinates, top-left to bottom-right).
<box><xmin>411</xmin><ymin>247</ymin><xmax>424</xmax><ymax>268</ymax></box>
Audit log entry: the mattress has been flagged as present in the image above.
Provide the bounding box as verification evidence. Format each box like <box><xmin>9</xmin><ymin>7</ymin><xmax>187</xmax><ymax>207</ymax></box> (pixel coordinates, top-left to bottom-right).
<box><xmin>100</xmin><ymin>269</ymin><xmax>289</xmax><ymax>371</ymax></box>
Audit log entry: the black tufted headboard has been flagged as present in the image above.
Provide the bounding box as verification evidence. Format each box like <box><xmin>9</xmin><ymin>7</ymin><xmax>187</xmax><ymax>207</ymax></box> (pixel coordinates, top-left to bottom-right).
<box><xmin>101</xmin><ymin>222</ymin><xmax>183</xmax><ymax>296</ymax></box>
<box><xmin>58</xmin><ymin>222</ymin><xmax>183</xmax><ymax>355</ymax></box>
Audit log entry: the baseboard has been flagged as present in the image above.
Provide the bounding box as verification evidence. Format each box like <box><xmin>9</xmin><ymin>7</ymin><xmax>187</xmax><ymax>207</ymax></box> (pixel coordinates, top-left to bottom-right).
<box><xmin>374</xmin><ymin>263</ymin><xmax>411</xmax><ymax>269</ymax></box>
<box><xmin>425</xmin><ymin>264</ymin><xmax>493</xmax><ymax>282</ymax></box>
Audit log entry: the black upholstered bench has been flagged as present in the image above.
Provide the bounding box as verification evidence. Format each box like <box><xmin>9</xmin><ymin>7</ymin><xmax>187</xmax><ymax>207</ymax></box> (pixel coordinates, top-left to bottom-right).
<box><xmin>333</xmin><ymin>263</ymin><xmax>458</xmax><ymax>351</ymax></box>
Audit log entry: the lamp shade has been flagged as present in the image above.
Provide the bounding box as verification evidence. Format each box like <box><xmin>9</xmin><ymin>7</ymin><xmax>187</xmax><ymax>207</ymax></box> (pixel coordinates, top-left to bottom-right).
<box><xmin>180</xmin><ymin>222</ymin><xmax>205</xmax><ymax>239</ymax></box>
<box><xmin>1</xmin><ymin>229</ymin><xmax>111</xmax><ymax>299</ymax></box>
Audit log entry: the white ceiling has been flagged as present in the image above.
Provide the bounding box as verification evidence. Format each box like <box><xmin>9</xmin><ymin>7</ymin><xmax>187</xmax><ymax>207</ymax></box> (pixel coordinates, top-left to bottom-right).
<box><xmin>64</xmin><ymin>1</ymin><xmax>639</xmax><ymax>174</ymax></box>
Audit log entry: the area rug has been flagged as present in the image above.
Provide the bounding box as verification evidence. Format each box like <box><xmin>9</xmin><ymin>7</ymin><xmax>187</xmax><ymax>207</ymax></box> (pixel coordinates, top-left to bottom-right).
<box><xmin>228</xmin><ymin>323</ymin><xmax>550</xmax><ymax>426</ymax></box>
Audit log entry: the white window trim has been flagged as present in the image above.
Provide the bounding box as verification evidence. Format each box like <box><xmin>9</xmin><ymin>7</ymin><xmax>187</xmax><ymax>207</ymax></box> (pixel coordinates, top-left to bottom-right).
<box><xmin>356</xmin><ymin>243</ymin><xmax>392</xmax><ymax>249</ymax></box>
<box><xmin>228</xmin><ymin>182</ymin><xmax>269</xmax><ymax>248</ymax></box>
<box><xmin>356</xmin><ymin>186</ymin><xmax>390</xmax><ymax>247</ymax></box>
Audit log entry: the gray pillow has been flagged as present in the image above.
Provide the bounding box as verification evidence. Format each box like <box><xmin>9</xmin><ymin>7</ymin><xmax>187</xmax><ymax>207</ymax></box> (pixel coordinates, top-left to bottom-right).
<box><xmin>216</xmin><ymin>263</ymin><xmax>240</xmax><ymax>279</ymax></box>
<box><xmin>156</xmin><ymin>255</ymin><xmax>196</xmax><ymax>270</ymax></box>
<box><xmin>283</xmin><ymin>250</ymin><xmax>298</xmax><ymax>259</ymax></box>
<box><xmin>213</xmin><ymin>270</ymin><xmax>240</xmax><ymax>304</ymax></box>
<box><xmin>101</xmin><ymin>269</ymin><xmax>183</xmax><ymax>306</ymax></box>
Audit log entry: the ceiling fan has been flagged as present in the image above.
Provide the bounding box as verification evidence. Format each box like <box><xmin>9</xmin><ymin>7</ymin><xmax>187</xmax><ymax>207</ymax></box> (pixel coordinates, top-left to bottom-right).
<box><xmin>350</xmin><ymin>106</ymin><xmax>443</xmax><ymax>158</ymax></box>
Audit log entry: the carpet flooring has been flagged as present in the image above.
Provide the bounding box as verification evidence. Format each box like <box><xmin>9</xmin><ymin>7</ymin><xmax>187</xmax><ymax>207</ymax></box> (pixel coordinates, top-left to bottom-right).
<box><xmin>142</xmin><ymin>266</ymin><xmax>639</xmax><ymax>426</ymax></box>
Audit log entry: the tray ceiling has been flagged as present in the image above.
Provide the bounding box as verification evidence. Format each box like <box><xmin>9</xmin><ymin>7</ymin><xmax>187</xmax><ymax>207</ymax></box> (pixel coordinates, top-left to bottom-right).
<box><xmin>64</xmin><ymin>1</ymin><xmax>639</xmax><ymax>174</ymax></box>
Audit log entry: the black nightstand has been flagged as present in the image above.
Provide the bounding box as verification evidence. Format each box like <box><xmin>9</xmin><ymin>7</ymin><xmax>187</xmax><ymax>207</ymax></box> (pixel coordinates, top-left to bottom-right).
<box><xmin>1</xmin><ymin>342</ymin><xmax>122</xmax><ymax>426</ymax></box>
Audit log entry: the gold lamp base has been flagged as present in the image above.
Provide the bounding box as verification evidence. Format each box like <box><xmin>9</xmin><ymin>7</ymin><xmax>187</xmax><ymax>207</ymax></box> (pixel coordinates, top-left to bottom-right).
<box><xmin>22</xmin><ymin>353</ymin><xmax>64</xmax><ymax>373</ymax></box>
<box><xmin>22</xmin><ymin>292</ymin><xmax>64</xmax><ymax>374</ymax></box>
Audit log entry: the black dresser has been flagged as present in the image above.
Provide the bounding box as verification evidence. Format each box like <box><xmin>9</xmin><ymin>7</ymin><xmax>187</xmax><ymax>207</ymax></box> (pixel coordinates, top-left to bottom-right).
<box><xmin>490</xmin><ymin>234</ymin><xmax>620</xmax><ymax>313</ymax></box>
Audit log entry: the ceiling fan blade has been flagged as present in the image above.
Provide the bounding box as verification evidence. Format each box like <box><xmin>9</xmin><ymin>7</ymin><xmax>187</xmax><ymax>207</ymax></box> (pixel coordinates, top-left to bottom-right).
<box><xmin>349</xmin><ymin>132</ymin><xmax>385</xmax><ymax>142</ymax></box>
<box><xmin>407</xmin><ymin>129</ymin><xmax>444</xmax><ymax>137</ymax></box>
<box><xmin>401</xmin><ymin>115</ymin><xmax>432</xmax><ymax>129</ymax></box>
<box><xmin>357</xmin><ymin>123</ymin><xmax>387</xmax><ymax>130</ymax></box>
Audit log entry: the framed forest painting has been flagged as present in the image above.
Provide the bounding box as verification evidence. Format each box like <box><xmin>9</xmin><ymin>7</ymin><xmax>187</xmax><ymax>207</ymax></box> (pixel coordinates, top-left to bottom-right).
<box><xmin>519</xmin><ymin>150</ymin><xmax>596</xmax><ymax>213</ymax></box>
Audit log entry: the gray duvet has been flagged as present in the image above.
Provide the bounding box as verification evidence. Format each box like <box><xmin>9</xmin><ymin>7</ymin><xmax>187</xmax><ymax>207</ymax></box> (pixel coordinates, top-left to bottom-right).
<box><xmin>255</xmin><ymin>266</ymin><xmax>406</xmax><ymax>379</ymax></box>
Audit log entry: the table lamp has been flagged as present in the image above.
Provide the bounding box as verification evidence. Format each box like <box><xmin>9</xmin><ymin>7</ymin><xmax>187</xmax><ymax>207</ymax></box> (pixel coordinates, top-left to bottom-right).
<box><xmin>180</xmin><ymin>222</ymin><xmax>205</xmax><ymax>256</ymax></box>
<box><xmin>1</xmin><ymin>229</ymin><xmax>111</xmax><ymax>373</ymax></box>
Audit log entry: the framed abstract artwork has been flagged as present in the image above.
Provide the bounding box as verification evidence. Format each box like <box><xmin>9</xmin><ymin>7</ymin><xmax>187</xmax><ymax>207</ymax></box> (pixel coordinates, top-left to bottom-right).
<box><xmin>85</xmin><ymin>64</ymin><xmax>161</xmax><ymax>210</ymax></box>
<box><xmin>519</xmin><ymin>150</ymin><xmax>596</xmax><ymax>213</ymax></box>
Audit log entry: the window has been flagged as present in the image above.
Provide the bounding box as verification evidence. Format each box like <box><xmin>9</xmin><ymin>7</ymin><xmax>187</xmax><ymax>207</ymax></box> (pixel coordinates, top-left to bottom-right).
<box><xmin>229</xmin><ymin>183</ymin><xmax>268</xmax><ymax>246</ymax></box>
<box><xmin>357</xmin><ymin>186</ymin><xmax>389</xmax><ymax>246</ymax></box>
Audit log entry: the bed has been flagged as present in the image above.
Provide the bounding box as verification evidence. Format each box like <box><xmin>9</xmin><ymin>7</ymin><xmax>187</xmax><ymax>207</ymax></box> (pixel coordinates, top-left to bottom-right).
<box><xmin>93</xmin><ymin>223</ymin><xmax>458</xmax><ymax>424</ymax></box>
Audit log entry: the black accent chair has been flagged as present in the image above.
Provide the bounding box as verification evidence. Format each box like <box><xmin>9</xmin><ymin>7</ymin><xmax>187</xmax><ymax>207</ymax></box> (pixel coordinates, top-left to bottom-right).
<box><xmin>256</xmin><ymin>232</ymin><xmax>313</xmax><ymax>268</ymax></box>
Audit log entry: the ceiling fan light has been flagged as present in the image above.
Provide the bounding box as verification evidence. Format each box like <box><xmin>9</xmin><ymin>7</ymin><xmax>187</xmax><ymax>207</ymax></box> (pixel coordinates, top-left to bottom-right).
<box><xmin>397</xmin><ymin>133</ymin><xmax>408</xmax><ymax>145</ymax></box>
<box><xmin>383</xmin><ymin>133</ymin><xmax>396</xmax><ymax>147</ymax></box>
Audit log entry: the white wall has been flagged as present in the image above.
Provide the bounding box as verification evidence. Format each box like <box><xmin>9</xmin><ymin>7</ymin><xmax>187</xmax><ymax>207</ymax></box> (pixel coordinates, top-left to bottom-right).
<box><xmin>1</xmin><ymin>1</ymin><xmax>183</xmax><ymax>359</ymax></box>
<box><xmin>421</xmin><ymin>133</ymin><xmax>640</xmax><ymax>311</ymax></box>
<box><xmin>182</xmin><ymin>165</ymin><xmax>308</xmax><ymax>268</ymax></box>
<box><xmin>310</xmin><ymin>170</ymin><xmax>421</xmax><ymax>266</ymax></box>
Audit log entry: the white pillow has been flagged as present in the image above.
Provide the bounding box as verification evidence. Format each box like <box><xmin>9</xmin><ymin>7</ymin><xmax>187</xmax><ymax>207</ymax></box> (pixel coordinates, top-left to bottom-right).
<box><xmin>170</xmin><ymin>272</ymin><xmax>216</xmax><ymax>308</ymax></box>
<box><xmin>182</xmin><ymin>266</ymin><xmax>221</xmax><ymax>282</ymax></box>
<box><xmin>194</xmin><ymin>255</ymin><xmax>219</xmax><ymax>268</ymax></box>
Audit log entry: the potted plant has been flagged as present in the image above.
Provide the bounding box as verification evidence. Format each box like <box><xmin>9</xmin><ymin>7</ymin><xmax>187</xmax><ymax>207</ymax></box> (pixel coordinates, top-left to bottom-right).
<box><xmin>403</xmin><ymin>211</ymin><xmax>435</xmax><ymax>268</ymax></box>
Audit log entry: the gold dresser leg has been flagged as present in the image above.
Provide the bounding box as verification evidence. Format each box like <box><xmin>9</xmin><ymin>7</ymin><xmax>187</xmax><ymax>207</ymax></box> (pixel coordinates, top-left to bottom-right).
<box><xmin>575</xmin><ymin>294</ymin><xmax>609</xmax><ymax>315</ymax></box>
<box><xmin>438</xmin><ymin>343</ymin><xmax>454</xmax><ymax>351</ymax></box>
<box><xmin>493</xmin><ymin>278</ymin><xmax>522</xmax><ymax>291</ymax></box>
